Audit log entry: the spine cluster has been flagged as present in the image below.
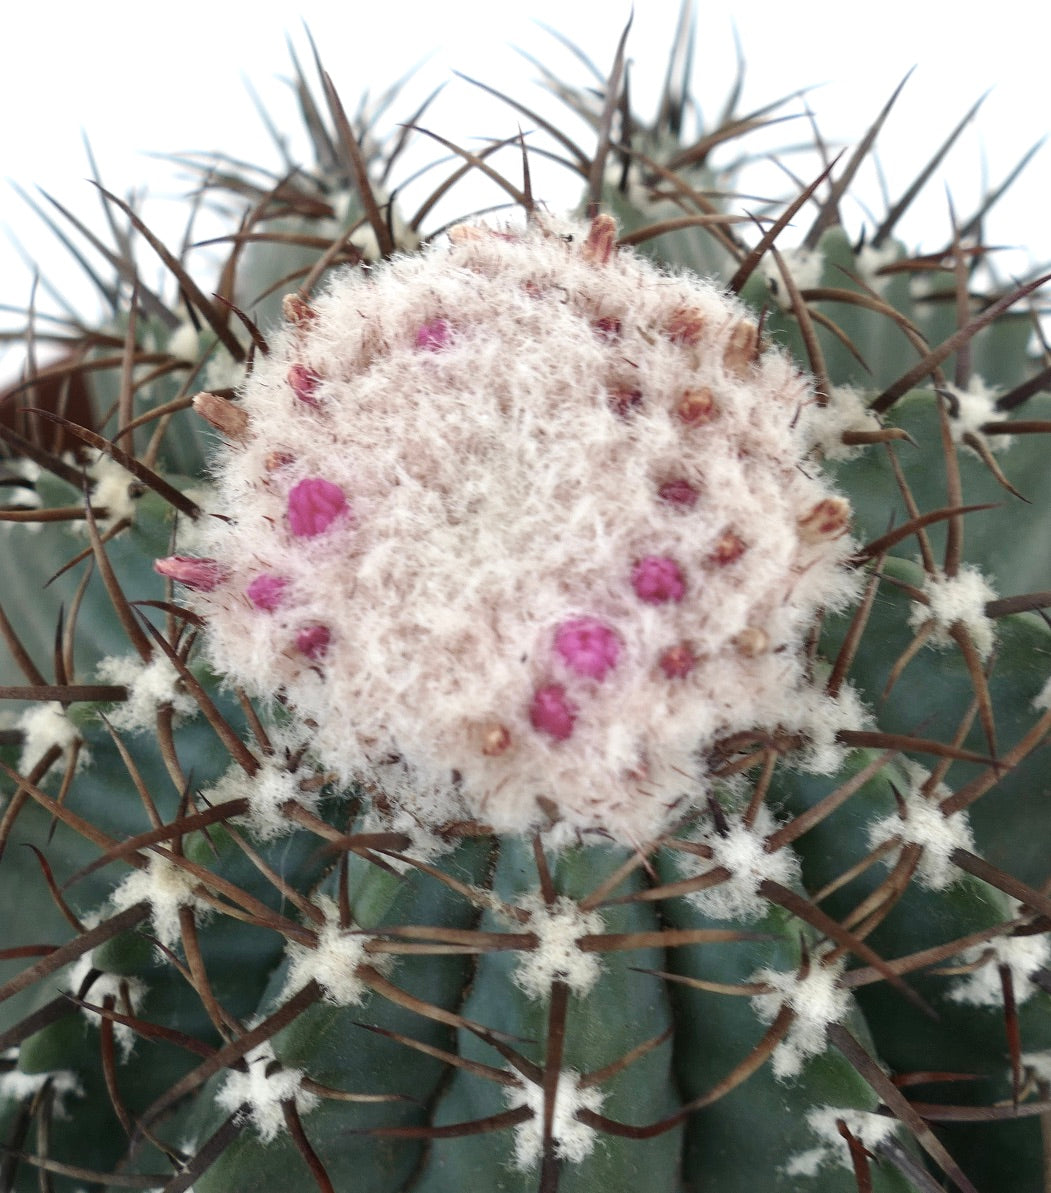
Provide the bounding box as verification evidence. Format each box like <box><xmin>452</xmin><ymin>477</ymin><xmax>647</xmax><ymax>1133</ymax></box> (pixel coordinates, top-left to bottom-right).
<box><xmin>166</xmin><ymin>214</ymin><xmax>859</xmax><ymax>841</ymax></box>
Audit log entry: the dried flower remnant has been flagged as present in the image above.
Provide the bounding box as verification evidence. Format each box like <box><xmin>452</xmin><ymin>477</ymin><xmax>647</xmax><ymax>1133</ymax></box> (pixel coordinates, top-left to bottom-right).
<box><xmin>185</xmin><ymin>214</ymin><xmax>858</xmax><ymax>841</ymax></box>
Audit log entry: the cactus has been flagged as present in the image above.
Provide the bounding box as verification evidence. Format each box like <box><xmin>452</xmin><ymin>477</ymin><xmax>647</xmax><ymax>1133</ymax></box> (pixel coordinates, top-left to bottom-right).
<box><xmin>2</xmin><ymin>11</ymin><xmax>1051</xmax><ymax>1193</ymax></box>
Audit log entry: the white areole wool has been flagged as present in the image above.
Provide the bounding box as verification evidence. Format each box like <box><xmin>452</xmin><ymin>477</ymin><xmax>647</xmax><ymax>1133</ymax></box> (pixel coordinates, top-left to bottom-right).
<box><xmin>162</xmin><ymin>214</ymin><xmax>860</xmax><ymax>842</ymax></box>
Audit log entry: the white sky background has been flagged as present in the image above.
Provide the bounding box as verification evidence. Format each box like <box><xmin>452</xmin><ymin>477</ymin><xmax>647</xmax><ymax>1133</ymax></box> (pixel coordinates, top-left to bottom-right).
<box><xmin>1</xmin><ymin>0</ymin><xmax>1047</xmax><ymax>377</ymax></box>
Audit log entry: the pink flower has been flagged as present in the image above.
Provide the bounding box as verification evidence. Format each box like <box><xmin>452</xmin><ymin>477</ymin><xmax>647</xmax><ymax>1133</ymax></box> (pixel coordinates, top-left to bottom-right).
<box><xmin>529</xmin><ymin>684</ymin><xmax>576</xmax><ymax>741</ymax></box>
<box><xmin>287</xmin><ymin>364</ymin><xmax>321</xmax><ymax>407</ymax></box>
<box><xmin>295</xmin><ymin>624</ymin><xmax>331</xmax><ymax>660</ymax></box>
<box><xmin>246</xmin><ymin>573</ymin><xmax>288</xmax><ymax>611</ymax></box>
<box><xmin>415</xmin><ymin>319</ymin><xmax>451</xmax><ymax>351</ymax></box>
<box><xmin>631</xmin><ymin>556</ymin><xmax>685</xmax><ymax>604</ymax></box>
<box><xmin>287</xmin><ymin>478</ymin><xmax>348</xmax><ymax>538</ymax></box>
<box><xmin>154</xmin><ymin>555</ymin><xmax>227</xmax><ymax>591</ymax></box>
<box><xmin>554</xmin><ymin>617</ymin><xmax>620</xmax><ymax>680</ymax></box>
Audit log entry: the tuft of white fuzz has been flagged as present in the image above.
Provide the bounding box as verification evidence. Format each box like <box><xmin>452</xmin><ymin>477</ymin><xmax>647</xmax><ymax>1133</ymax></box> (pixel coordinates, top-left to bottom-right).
<box><xmin>677</xmin><ymin>803</ymin><xmax>798</xmax><ymax>921</ymax></box>
<box><xmin>83</xmin><ymin>453</ymin><xmax>140</xmax><ymax>530</ymax></box>
<box><xmin>760</xmin><ymin>246</ymin><xmax>825</xmax><ymax>309</ymax></box>
<box><xmin>942</xmin><ymin>377</ymin><xmax>1008</xmax><ymax>453</ymax></box>
<box><xmin>1033</xmin><ymin>675</ymin><xmax>1051</xmax><ymax>713</ymax></box>
<box><xmin>17</xmin><ymin>701</ymin><xmax>84</xmax><ymax>776</ymax></box>
<box><xmin>95</xmin><ymin>653</ymin><xmax>199</xmax><ymax>731</ymax></box>
<box><xmin>505</xmin><ymin>1069</ymin><xmax>604</xmax><ymax>1169</ymax></box>
<box><xmin>948</xmin><ymin>924</ymin><xmax>1051</xmax><ymax>1007</ymax></box>
<box><xmin>804</xmin><ymin>386</ymin><xmax>884</xmax><ymax>462</ymax></box>
<box><xmin>215</xmin><ymin>1041</ymin><xmax>318</xmax><ymax>1143</ymax></box>
<box><xmin>167</xmin><ymin>320</ymin><xmax>202</xmax><ymax>364</ymax></box>
<box><xmin>510</xmin><ymin>894</ymin><xmax>604</xmax><ymax>1000</ymax></box>
<box><xmin>867</xmin><ymin>761</ymin><xmax>974</xmax><ymax>891</ymax></box>
<box><xmin>282</xmin><ymin>895</ymin><xmax>387</xmax><ymax>1005</ymax></box>
<box><xmin>0</xmin><ymin>1048</ymin><xmax>82</xmax><ymax>1116</ymax></box>
<box><xmin>751</xmin><ymin>958</ymin><xmax>850</xmax><ymax>1079</ymax></box>
<box><xmin>1021</xmin><ymin>1049</ymin><xmax>1051</xmax><ymax>1083</ymax></box>
<box><xmin>784</xmin><ymin>1105</ymin><xmax>899</xmax><ymax>1178</ymax></box>
<box><xmin>188</xmin><ymin>214</ymin><xmax>859</xmax><ymax>842</ymax></box>
<box><xmin>201</xmin><ymin>756</ymin><xmax>320</xmax><ymax>841</ymax></box>
<box><xmin>109</xmin><ymin>855</ymin><xmax>213</xmax><ymax>950</ymax></box>
<box><xmin>64</xmin><ymin>945</ymin><xmax>147</xmax><ymax>1059</ymax></box>
<box><xmin>908</xmin><ymin>565</ymin><xmax>997</xmax><ymax>660</ymax></box>
<box><xmin>204</xmin><ymin>353</ymin><xmax>246</xmax><ymax>394</ymax></box>
<box><xmin>855</xmin><ymin>241</ymin><xmax>901</xmax><ymax>293</ymax></box>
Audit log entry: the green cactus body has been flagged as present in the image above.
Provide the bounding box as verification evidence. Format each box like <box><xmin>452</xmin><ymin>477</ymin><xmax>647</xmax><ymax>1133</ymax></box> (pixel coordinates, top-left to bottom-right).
<box><xmin>2</xmin><ymin>11</ymin><xmax>1050</xmax><ymax>1193</ymax></box>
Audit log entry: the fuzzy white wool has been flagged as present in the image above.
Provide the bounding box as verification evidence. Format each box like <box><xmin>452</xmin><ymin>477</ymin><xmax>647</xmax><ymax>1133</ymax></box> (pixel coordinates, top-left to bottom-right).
<box><xmin>760</xmin><ymin>246</ymin><xmax>825</xmax><ymax>309</ymax></box>
<box><xmin>17</xmin><ymin>701</ymin><xmax>83</xmax><ymax>775</ymax></box>
<box><xmin>511</xmin><ymin>894</ymin><xmax>604</xmax><ymax>999</ymax></box>
<box><xmin>84</xmin><ymin>453</ymin><xmax>140</xmax><ymax>529</ymax></box>
<box><xmin>908</xmin><ymin>565</ymin><xmax>998</xmax><ymax>660</ymax></box>
<box><xmin>188</xmin><ymin>215</ymin><xmax>859</xmax><ymax>841</ymax></box>
<box><xmin>216</xmin><ymin>1042</ymin><xmax>318</xmax><ymax>1143</ymax></box>
<box><xmin>804</xmin><ymin>386</ymin><xmax>883</xmax><ymax>462</ymax></box>
<box><xmin>0</xmin><ymin>1048</ymin><xmax>82</xmax><ymax>1116</ymax></box>
<box><xmin>64</xmin><ymin>950</ymin><xmax>147</xmax><ymax>1059</ymax></box>
<box><xmin>1021</xmin><ymin>1049</ymin><xmax>1051</xmax><ymax>1083</ymax></box>
<box><xmin>201</xmin><ymin>758</ymin><xmax>319</xmax><ymax>841</ymax></box>
<box><xmin>751</xmin><ymin>959</ymin><xmax>850</xmax><ymax>1079</ymax></box>
<box><xmin>678</xmin><ymin>803</ymin><xmax>798</xmax><ymax>921</ymax></box>
<box><xmin>948</xmin><ymin>929</ymin><xmax>1051</xmax><ymax>1007</ymax></box>
<box><xmin>867</xmin><ymin>762</ymin><xmax>974</xmax><ymax>891</ymax></box>
<box><xmin>855</xmin><ymin>241</ymin><xmax>901</xmax><ymax>293</ymax></box>
<box><xmin>167</xmin><ymin>320</ymin><xmax>202</xmax><ymax>364</ymax></box>
<box><xmin>942</xmin><ymin>377</ymin><xmax>1008</xmax><ymax>452</ymax></box>
<box><xmin>282</xmin><ymin>896</ymin><xmax>385</xmax><ymax>1005</ymax></box>
<box><xmin>784</xmin><ymin>1105</ymin><xmax>899</xmax><ymax>1177</ymax></box>
<box><xmin>109</xmin><ymin>855</ymin><xmax>212</xmax><ymax>949</ymax></box>
<box><xmin>95</xmin><ymin>653</ymin><xmax>199</xmax><ymax>731</ymax></box>
<box><xmin>506</xmin><ymin>1069</ymin><xmax>604</xmax><ymax>1169</ymax></box>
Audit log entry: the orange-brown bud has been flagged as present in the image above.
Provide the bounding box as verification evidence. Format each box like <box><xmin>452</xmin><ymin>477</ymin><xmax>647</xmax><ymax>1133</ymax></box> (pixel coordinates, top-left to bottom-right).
<box><xmin>479</xmin><ymin>722</ymin><xmax>512</xmax><ymax>756</ymax></box>
<box><xmin>582</xmin><ymin>214</ymin><xmax>618</xmax><ymax>265</ymax></box>
<box><xmin>677</xmin><ymin>387</ymin><xmax>717</xmax><ymax>426</ymax></box>
<box><xmin>797</xmin><ymin>497</ymin><xmax>851</xmax><ymax>543</ymax></box>
<box><xmin>282</xmin><ymin>293</ymin><xmax>317</xmax><ymax>328</ymax></box>
<box><xmin>723</xmin><ymin>320</ymin><xmax>759</xmax><ymax>378</ymax></box>
<box><xmin>666</xmin><ymin>306</ymin><xmax>707</xmax><ymax>345</ymax></box>
<box><xmin>192</xmin><ymin>391</ymin><xmax>249</xmax><ymax>439</ymax></box>
<box><xmin>733</xmin><ymin>626</ymin><xmax>770</xmax><ymax>657</ymax></box>
<box><xmin>708</xmin><ymin>531</ymin><xmax>747</xmax><ymax>566</ymax></box>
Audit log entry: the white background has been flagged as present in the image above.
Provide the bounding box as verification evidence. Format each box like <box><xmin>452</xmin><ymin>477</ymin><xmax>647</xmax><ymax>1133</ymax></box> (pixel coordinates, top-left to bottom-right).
<box><xmin>2</xmin><ymin>0</ymin><xmax>1047</xmax><ymax>377</ymax></box>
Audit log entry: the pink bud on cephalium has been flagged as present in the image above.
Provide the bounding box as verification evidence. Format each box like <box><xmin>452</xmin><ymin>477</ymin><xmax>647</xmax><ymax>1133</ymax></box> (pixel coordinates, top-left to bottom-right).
<box><xmin>295</xmin><ymin>624</ymin><xmax>331</xmax><ymax>660</ymax></box>
<box><xmin>154</xmin><ymin>556</ymin><xmax>227</xmax><ymax>591</ymax></box>
<box><xmin>530</xmin><ymin>684</ymin><xmax>576</xmax><ymax>741</ymax></box>
<box><xmin>415</xmin><ymin>319</ymin><xmax>451</xmax><ymax>351</ymax></box>
<box><xmin>288</xmin><ymin>364</ymin><xmax>322</xmax><ymax>407</ymax></box>
<box><xmin>632</xmin><ymin>556</ymin><xmax>686</xmax><ymax>604</ymax></box>
<box><xmin>554</xmin><ymin>617</ymin><xmax>621</xmax><ymax>680</ymax></box>
<box><xmin>287</xmin><ymin>478</ymin><xmax>349</xmax><ymax>538</ymax></box>
<box><xmin>246</xmin><ymin>574</ymin><xmax>288</xmax><ymax>611</ymax></box>
<box><xmin>659</xmin><ymin>643</ymin><xmax>695</xmax><ymax>679</ymax></box>
<box><xmin>658</xmin><ymin>479</ymin><xmax>699</xmax><ymax>508</ymax></box>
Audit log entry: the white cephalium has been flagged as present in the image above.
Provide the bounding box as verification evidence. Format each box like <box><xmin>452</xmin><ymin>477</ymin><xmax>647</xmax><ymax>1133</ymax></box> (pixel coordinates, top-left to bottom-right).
<box><xmin>181</xmin><ymin>213</ymin><xmax>859</xmax><ymax>842</ymax></box>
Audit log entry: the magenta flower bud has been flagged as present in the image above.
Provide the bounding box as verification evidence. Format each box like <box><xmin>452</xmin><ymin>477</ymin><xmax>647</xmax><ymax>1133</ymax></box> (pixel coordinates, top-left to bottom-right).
<box><xmin>632</xmin><ymin>556</ymin><xmax>685</xmax><ymax>604</ymax></box>
<box><xmin>658</xmin><ymin>479</ymin><xmax>699</xmax><ymax>507</ymax></box>
<box><xmin>415</xmin><ymin>319</ymin><xmax>451</xmax><ymax>351</ymax></box>
<box><xmin>554</xmin><ymin>617</ymin><xmax>621</xmax><ymax>680</ymax></box>
<box><xmin>288</xmin><ymin>364</ymin><xmax>321</xmax><ymax>407</ymax></box>
<box><xmin>529</xmin><ymin>684</ymin><xmax>576</xmax><ymax>741</ymax></box>
<box><xmin>153</xmin><ymin>555</ymin><xmax>226</xmax><ymax>591</ymax></box>
<box><xmin>287</xmin><ymin>478</ymin><xmax>348</xmax><ymax>538</ymax></box>
<box><xmin>246</xmin><ymin>573</ymin><xmax>288</xmax><ymax>611</ymax></box>
<box><xmin>295</xmin><ymin>624</ymin><xmax>331</xmax><ymax>660</ymax></box>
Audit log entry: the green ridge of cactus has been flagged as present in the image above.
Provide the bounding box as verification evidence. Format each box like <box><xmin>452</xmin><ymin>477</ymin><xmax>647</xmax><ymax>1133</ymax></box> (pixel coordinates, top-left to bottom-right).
<box><xmin>1</xmin><ymin>9</ymin><xmax>1050</xmax><ymax>1193</ymax></box>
